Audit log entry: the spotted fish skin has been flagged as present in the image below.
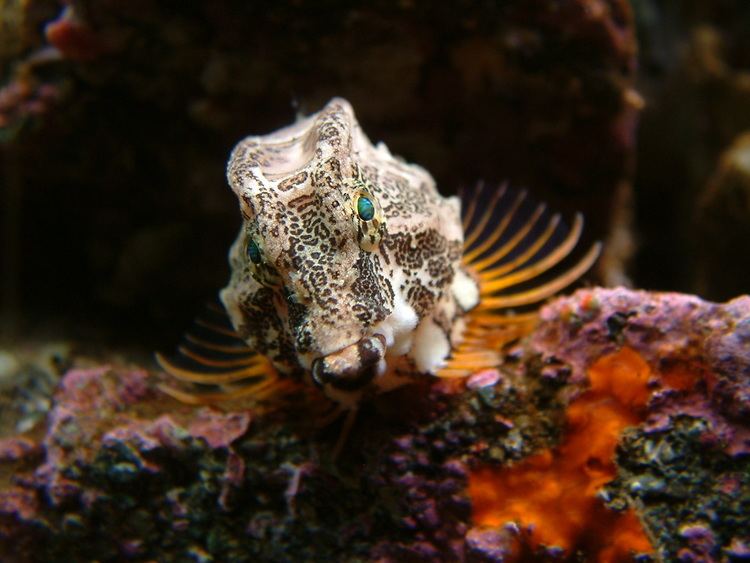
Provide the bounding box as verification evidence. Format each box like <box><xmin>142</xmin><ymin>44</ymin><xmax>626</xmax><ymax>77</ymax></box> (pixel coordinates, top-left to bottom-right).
<box><xmin>158</xmin><ymin>98</ymin><xmax>600</xmax><ymax>409</ymax></box>
<box><xmin>221</xmin><ymin>98</ymin><xmax>479</xmax><ymax>407</ymax></box>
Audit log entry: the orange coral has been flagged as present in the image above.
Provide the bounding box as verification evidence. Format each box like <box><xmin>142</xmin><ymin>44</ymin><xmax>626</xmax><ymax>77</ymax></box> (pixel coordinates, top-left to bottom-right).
<box><xmin>469</xmin><ymin>347</ymin><xmax>658</xmax><ymax>561</ymax></box>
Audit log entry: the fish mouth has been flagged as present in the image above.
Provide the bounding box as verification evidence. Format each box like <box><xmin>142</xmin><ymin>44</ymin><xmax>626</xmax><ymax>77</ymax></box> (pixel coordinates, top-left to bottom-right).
<box><xmin>311</xmin><ymin>334</ymin><xmax>387</xmax><ymax>391</ymax></box>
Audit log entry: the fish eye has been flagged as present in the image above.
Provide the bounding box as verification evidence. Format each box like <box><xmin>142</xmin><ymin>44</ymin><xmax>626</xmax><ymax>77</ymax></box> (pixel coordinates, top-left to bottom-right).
<box><xmin>244</xmin><ymin>233</ymin><xmax>281</xmax><ymax>287</ymax></box>
<box><xmin>246</xmin><ymin>237</ymin><xmax>262</xmax><ymax>265</ymax></box>
<box><xmin>357</xmin><ymin>195</ymin><xmax>375</xmax><ymax>221</ymax></box>
<box><xmin>351</xmin><ymin>186</ymin><xmax>383</xmax><ymax>251</ymax></box>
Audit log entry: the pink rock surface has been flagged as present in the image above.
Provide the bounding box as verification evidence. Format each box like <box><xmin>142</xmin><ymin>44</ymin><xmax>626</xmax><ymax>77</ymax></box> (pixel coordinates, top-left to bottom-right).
<box><xmin>0</xmin><ymin>288</ymin><xmax>747</xmax><ymax>562</ymax></box>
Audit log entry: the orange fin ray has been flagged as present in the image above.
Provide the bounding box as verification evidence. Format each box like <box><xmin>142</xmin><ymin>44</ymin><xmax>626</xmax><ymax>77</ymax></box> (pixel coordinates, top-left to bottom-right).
<box><xmin>156</xmin><ymin>352</ymin><xmax>272</xmax><ymax>384</ymax></box>
<box><xmin>475</xmin><ymin>213</ymin><xmax>561</xmax><ymax>279</ymax></box>
<box><xmin>183</xmin><ymin>333</ymin><xmax>254</xmax><ymax>354</ymax></box>
<box><xmin>176</xmin><ymin>345</ymin><xmax>258</xmax><ymax>368</ymax></box>
<box><xmin>155</xmin><ymin>300</ymin><xmax>291</xmax><ymax>401</ymax></box>
<box><xmin>463</xmin><ymin>190</ymin><xmax>530</xmax><ymax>264</ymax></box>
<box><xmin>462</xmin><ymin>184</ymin><xmax>508</xmax><ymax>250</ymax></box>
<box><xmin>468</xmin><ymin>311</ymin><xmax>539</xmax><ymax>325</ymax></box>
<box><xmin>478</xmin><ymin>242</ymin><xmax>602</xmax><ymax>310</ymax></box>
<box><xmin>444</xmin><ymin>184</ymin><xmax>601</xmax><ymax>380</ymax></box>
<box><xmin>461</xmin><ymin>182</ymin><xmax>483</xmax><ymax>232</ymax></box>
<box><xmin>158</xmin><ymin>375</ymin><xmax>295</xmax><ymax>405</ymax></box>
<box><xmin>478</xmin><ymin>213</ymin><xmax>584</xmax><ymax>291</ymax></box>
<box><xmin>195</xmin><ymin>318</ymin><xmax>242</xmax><ymax>338</ymax></box>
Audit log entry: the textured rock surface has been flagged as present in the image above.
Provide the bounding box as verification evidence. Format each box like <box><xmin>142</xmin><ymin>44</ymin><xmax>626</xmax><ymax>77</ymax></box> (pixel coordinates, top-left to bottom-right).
<box><xmin>0</xmin><ymin>342</ymin><xmax>69</xmax><ymax>437</ymax></box>
<box><xmin>0</xmin><ymin>287</ymin><xmax>747</xmax><ymax>562</ymax></box>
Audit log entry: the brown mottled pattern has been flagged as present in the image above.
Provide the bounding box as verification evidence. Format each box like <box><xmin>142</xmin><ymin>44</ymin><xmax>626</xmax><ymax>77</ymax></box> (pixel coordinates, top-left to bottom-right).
<box><xmin>220</xmin><ymin>98</ymin><xmax>468</xmax><ymax>397</ymax></box>
<box><xmin>277</xmin><ymin>171</ymin><xmax>308</xmax><ymax>192</ymax></box>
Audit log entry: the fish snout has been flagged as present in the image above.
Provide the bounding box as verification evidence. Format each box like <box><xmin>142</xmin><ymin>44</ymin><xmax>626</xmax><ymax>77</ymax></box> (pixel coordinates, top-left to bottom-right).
<box><xmin>311</xmin><ymin>334</ymin><xmax>387</xmax><ymax>391</ymax></box>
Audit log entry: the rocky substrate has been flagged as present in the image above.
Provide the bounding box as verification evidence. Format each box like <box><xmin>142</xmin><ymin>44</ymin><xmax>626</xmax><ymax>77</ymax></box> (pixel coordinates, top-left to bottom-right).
<box><xmin>0</xmin><ymin>287</ymin><xmax>748</xmax><ymax>562</ymax></box>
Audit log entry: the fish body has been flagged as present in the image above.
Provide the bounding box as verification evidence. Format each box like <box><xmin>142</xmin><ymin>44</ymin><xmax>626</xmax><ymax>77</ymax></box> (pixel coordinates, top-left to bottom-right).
<box><xmin>158</xmin><ymin>99</ymin><xmax>600</xmax><ymax>408</ymax></box>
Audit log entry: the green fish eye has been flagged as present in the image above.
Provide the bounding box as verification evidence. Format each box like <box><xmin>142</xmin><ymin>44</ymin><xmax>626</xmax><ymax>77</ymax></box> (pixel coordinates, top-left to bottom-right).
<box><xmin>246</xmin><ymin>238</ymin><xmax>262</xmax><ymax>265</ymax></box>
<box><xmin>357</xmin><ymin>195</ymin><xmax>375</xmax><ymax>221</ymax></box>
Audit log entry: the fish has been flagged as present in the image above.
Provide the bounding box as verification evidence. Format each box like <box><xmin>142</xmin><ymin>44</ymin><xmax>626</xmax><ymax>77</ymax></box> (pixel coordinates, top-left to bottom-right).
<box><xmin>156</xmin><ymin>98</ymin><xmax>600</xmax><ymax>420</ymax></box>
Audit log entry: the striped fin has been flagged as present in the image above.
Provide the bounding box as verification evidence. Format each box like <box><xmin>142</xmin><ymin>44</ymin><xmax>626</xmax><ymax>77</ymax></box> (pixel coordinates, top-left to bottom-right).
<box><xmin>438</xmin><ymin>183</ymin><xmax>600</xmax><ymax>378</ymax></box>
<box><xmin>155</xmin><ymin>300</ymin><xmax>290</xmax><ymax>405</ymax></box>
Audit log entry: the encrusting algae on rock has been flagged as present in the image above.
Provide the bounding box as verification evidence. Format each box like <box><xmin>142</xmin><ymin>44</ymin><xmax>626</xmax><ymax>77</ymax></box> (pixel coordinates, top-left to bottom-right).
<box><xmin>469</xmin><ymin>347</ymin><xmax>655</xmax><ymax>561</ymax></box>
<box><xmin>0</xmin><ymin>288</ymin><xmax>748</xmax><ymax>561</ymax></box>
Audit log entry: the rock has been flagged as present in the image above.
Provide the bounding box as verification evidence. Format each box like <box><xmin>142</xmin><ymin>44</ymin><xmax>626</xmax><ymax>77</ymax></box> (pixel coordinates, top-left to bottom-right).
<box><xmin>0</xmin><ymin>288</ymin><xmax>747</xmax><ymax>561</ymax></box>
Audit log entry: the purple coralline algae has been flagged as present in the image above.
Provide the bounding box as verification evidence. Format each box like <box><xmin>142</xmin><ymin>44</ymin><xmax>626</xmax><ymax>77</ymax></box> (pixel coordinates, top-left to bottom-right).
<box><xmin>0</xmin><ymin>287</ymin><xmax>748</xmax><ymax>562</ymax></box>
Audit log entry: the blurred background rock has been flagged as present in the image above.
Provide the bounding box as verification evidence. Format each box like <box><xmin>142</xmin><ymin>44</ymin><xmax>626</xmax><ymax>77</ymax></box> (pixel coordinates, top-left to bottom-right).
<box><xmin>633</xmin><ymin>0</ymin><xmax>750</xmax><ymax>299</ymax></box>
